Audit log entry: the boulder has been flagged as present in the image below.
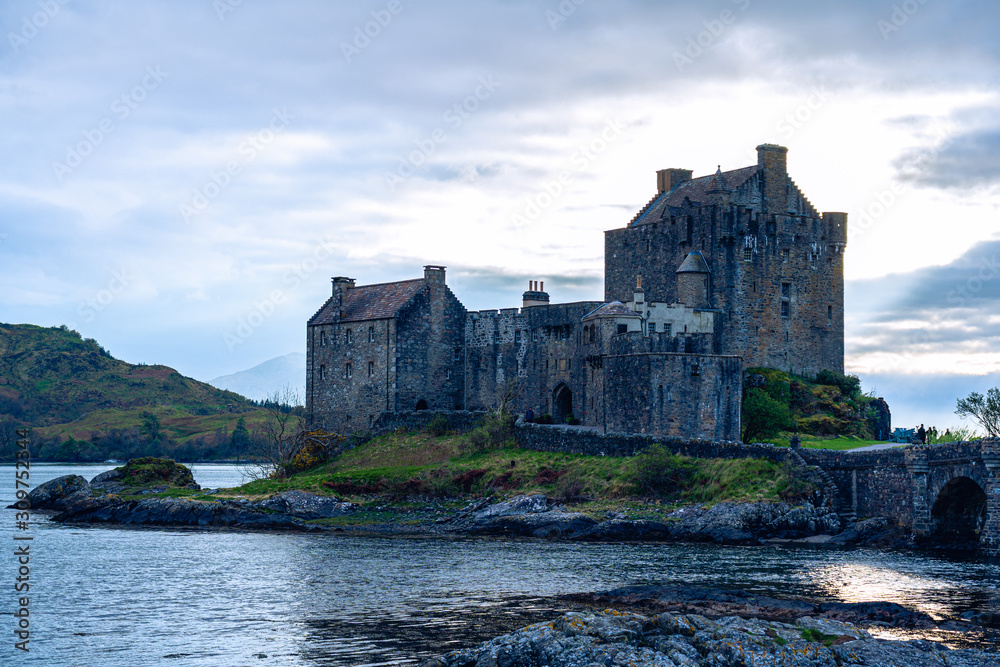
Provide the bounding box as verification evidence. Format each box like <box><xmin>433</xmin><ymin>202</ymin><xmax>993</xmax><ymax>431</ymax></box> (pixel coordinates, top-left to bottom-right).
<box><xmin>255</xmin><ymin>490</ymin><xmax>356</xmax><ymax>519</ymax></box>
<box><xmin>53</xmin><ymin>496</ymin><xmax>319</xmax><ymax>531</ymax></box>
<box><xmin>666</xmin><ymin>502</ymin><xmax>841</xmax><ymax>544</ymax></box>
<box><xmin>13</xmin><ymin>475</ymin><xmax>91</xmax><ymax>511</ymax></box>
<box><xmin>454</xmin><ymin>494</ymin><xmax>598</xmax><ymax>538</ymax></box>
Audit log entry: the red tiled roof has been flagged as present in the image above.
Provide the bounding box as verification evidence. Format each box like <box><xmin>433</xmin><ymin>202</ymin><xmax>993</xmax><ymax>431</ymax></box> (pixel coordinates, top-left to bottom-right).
<box><xmin>308</xmin><ymin>279</ymin><xmax>426</xmax><ymax>325</ymax></box>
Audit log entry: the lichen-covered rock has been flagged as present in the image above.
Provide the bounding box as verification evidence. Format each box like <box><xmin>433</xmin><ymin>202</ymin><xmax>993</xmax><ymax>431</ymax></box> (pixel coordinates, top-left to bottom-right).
<box><xmin>52</xmin><ymin>496</ymin><xmax>320</xmax><ymax>531</ymax></box>
<box><xmin>420</xmin><ymin>610</ymin><xmax>999</xmax><ymax>667</ymax></box>
<box><xmin>14</xmin><ymin>474</ymin><xmax>91</xmax><ymax>511</ymax></box>
<box><xmin>255</xmin><ymin>490</ymin><xmax>356</xmax><ymax>519</ymax></box>
<box><xmin>665</xmin><ymin>502</ymin><xmax>841</xmax><ymax>544</ymax></box>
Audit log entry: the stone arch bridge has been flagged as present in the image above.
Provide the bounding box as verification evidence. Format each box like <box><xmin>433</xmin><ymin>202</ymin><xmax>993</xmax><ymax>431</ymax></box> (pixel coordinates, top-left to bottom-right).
<box><xmin>800</xmin><ymin>440</ymin><xmax>1000</xmax><ymax>555</ymax></box>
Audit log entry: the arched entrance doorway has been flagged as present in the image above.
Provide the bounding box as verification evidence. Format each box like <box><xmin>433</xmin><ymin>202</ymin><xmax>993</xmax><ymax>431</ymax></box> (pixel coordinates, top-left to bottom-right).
<box><xmin>931</xmin><ymin>476</ymin><xmax>987</xmax><ymax>545</ymax></box>
<box><xmin>415</xmin><ymin>399</ymin><xmax>428</xmax><ymax>411</ymax></box>
<box><xmin>553</xmin><ymin>384</ymin><xmax>573</xmax><ymax>422</ymax></box>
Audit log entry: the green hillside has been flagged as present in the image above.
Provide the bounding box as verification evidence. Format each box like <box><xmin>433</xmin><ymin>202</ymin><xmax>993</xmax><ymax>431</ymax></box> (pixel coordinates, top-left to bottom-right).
<box><xmin>0</xmin><ymin>323</ymin><xmax>273</xmax><ymax>461</ymax></box>
<box><xmin>0</xmin><ymin>323</ymin><xmax>250</xmax><ymax>424</ymax></box>
<box><xmin>742</xmin><ymin>367</ymin><xmax>888</xmax><ymax>446</ymax></box>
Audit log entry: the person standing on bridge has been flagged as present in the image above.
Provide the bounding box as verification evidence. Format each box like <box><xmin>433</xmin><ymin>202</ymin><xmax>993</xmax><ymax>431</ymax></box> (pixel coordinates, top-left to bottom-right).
<box><xmin>917</xmin><ymin>424</ymin><xmax>926</xmax><ymax>445</ymax></box>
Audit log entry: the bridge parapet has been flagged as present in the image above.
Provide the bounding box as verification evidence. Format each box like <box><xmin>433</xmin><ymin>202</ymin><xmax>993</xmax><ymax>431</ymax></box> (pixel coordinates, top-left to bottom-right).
<box><xmin>983</xmin><ymin>439</ymin><xmax>1000</xmax><ymax>557</ymax></box>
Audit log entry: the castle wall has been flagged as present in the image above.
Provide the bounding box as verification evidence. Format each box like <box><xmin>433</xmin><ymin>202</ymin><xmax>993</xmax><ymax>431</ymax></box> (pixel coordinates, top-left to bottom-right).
<box><xmin>394</xmin><ymin>282</ymin><xmax>466</xmax><ymax>412</ymax></box>
<box><xmin>602</xmin><ymin>337</ymin><xmax>742</xmax><ymax>440</ymax></box>
<box><xmin>307</xmin><ymin>318</ymin><xmax>398</xmax><ymax>434</ymax></box>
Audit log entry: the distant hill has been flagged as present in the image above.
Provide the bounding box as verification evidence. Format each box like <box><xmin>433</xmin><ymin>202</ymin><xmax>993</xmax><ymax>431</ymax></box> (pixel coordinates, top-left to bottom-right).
<box><xmin>0</xmin><ymin>323</ymin><xmax>253</xmax><ymax>426</ymax></box>
<box><xmin>210</xmin><ymin>352</ymin><xmax>305</xmax><ymax>403</ymax></box>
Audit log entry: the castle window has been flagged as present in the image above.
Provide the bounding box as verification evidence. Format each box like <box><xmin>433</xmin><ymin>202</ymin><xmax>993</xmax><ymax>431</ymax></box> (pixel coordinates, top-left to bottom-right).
<box><xmin>781</xmin><ymin>282</ymin><xmax>791</xmax><ymax>298</ymax></box>
<box><xmin>515</xmin><ymin>330</ymin><xmax>521</xmax><ymax>344</ymax></box>
<box><xmin>664</xmin><ymin>323</ymin><xmax>672</xmax><ymax>336</ymax></box>
<box><xmin>345</xmin><ymin>363</ymin><xmax>352</xmax><ymax>379</ymax></box>
<box><xmin>369</xmin><ymin>327</ymin><xmax>375</xmax><ymax>342</ymax></box>
<box><xmin>617</xmin><ymin>324</ymin><xmax>628</xmax><ymax>335</ymax></box>
<box><xmin>782</xmin><ymin>249</ymin><xmax>789</xmax><ymax>263</ymax></box>
<box><xmin>446</xmin><ymin>368</ymin><xmax>451</xmax><ymax>380</ymax></box>
<box><xmin>319</xmin><ymin>364</ymin><xmax>326</xmax><ymax>380</ymax></box>
<box><xmin>781</xmin><ymin>301</ymin><xmax>790</xmax><ymax>317</ymax></box>
<box><xmin>345</xmin><ymin>329</ymin><xmax>353</xmax><ymax>344</ymax></box>
<box><xmin>645</xmin><ymin>239</ymin><xmax>650</xmax><ymax>252</ymax></box>
<box><xmin>743</xmin><ymin>247</ymin><xmax>753</xmax><ymax>261</ymax></box>
<box><xmin>368</xmin><ymin>361</ymin><xmax>374</xmax><ymax>377</ymax></box>
<box><xmin>532</xmin><ymin>330</ymin><xmax>538</xmax><ymax>342</ymax></box>
<box><xmin>828</xmin><ymin>305</ymin><xmax>833</xmax><ymax>323</ymax></box>
<box><xmin>320</xmin><ymin>330</ymin><xmax>327</xmax><ymax>347</ymax></box>
<box><xmin>453</xmin><ymin>347</ymin><xmax>461</xmax><ymax>361</ymax></box>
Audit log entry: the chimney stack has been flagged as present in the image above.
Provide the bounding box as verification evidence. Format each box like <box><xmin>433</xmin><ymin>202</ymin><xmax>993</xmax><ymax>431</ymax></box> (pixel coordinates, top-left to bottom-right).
<box><xmin>756</xmin><ymin>144</ymin><xmax>788</xmax><ymax>212</ymax></box>
<box><xmin>656</xmin><ymin>168</ymin><xmax>693</xmax><ymax>194</ymax></box>
<box><xmin>522</xmin><ymin>279</ymin><xmax>550</xmax><ymax>308</ymax></box>
<box><xmin>423</xmin><ymin>265</ymin><xmax>447</xmax><ymax>284</ymax></box>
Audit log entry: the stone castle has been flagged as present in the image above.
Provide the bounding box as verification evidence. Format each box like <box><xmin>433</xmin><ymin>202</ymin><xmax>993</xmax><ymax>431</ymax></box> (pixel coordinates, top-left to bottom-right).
<box><xmin>306</xmin><ymin>144</ymin><xmax>847</xmax><ymax>440</ymax></box>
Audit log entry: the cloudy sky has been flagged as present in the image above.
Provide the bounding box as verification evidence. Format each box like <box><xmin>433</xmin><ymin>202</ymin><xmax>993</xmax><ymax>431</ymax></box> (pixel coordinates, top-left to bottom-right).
<box><xmin>2</xmin><ymin>0</ymin><xmax>999</xmax><ymax>430</ymax></box>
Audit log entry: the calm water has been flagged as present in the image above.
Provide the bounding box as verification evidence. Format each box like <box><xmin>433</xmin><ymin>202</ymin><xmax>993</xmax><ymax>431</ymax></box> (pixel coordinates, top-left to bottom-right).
<box><xmin>1</xmin><ymin>464</ymin><xmax>998</xmax><ymax>665</ymax></box>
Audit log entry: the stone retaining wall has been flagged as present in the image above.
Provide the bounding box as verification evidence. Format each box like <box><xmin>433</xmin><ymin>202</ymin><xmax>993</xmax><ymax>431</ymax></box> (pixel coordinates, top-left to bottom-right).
<box><xmin>514</xmin><ymin>418</ymin><xmax>794</xmax><ymax>463</ymax></box>
<box><xmin>371</xmin><ymin>410</ymin><xmax>486</xmax><ymax>436</ymax></box>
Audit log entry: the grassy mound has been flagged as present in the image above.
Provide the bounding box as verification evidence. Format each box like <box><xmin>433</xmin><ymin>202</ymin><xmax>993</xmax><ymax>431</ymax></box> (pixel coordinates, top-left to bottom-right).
<box><xmin>115</xmin><ymin>457</ymin><xmax>196</xmax><ymax>490</ymax></box>
<box><xmin>225</xmin><ymin>429</ymin><xmax>820</xmax><ymax>516</ymax></box>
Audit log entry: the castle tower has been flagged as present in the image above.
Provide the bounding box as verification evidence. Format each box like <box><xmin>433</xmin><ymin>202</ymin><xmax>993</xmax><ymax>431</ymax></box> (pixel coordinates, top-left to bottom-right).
<box><xmin>676</xmin><ymin>252</ymin><xmax>710</xmax><ymax>309</ymax></box>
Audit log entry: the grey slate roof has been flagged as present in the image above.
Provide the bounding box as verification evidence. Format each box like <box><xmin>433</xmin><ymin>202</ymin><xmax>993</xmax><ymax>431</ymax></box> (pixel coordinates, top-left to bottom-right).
<box><xmin>631</xmin><ymin>164</ymin><xmax>760</xmax><ymax>226</ymax></box>
<box><xmin>582</xmin><ymin>301</ymin><xmax>642</xmax><ymax>321</ymax></box>
<box><xmin>676</xmin><ymin>252</ymin><xmax>711</xmax><ymax>274</ymax></box>
<box><xmin>308</xmin><ymin>279</ymin><xmax>426</xmax><ymax>325</ymax></box>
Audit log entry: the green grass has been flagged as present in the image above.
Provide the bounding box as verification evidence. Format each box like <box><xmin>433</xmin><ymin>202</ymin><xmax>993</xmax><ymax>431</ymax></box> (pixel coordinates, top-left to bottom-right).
<box><xmin>763</xmin><ymin>434</ymin><xmax>887</xmax><ymax>450</ymax></box>
<box><xmin>222</xmin><ymin>429</ymin><xmax>820</xmax><ymax>511</ymax></box>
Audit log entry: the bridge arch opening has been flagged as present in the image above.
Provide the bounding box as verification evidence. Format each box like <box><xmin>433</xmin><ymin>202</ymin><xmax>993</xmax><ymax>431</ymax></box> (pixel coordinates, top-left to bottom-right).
<box><xmin>931</xmin><ymin>476</ymin><xmax>987</xmax><ymax>545</ymax></box>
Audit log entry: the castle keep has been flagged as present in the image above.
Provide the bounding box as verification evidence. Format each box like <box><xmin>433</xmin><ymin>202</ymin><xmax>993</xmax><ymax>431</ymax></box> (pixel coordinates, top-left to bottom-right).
<box><xmin>307</xmin><ymin>145</ymin><xmax>846</xmax><ymax>440</ymax></box>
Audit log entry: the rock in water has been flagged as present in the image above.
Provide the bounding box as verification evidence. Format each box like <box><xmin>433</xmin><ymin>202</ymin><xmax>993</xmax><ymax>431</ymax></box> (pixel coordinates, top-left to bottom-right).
<box><xmin>13</xmin><ymin>475</ymin><xmax>91</xmax><ymax>511</ymax></box>
<box><xmin>255</xmin><ymin>490</ymin><xmax>356</xmax><ymax>519</ymax></box>
<box><xmin>420</xmin><ymin>610</ymin><xmax>999</xmax><ymax>667</ymax></box>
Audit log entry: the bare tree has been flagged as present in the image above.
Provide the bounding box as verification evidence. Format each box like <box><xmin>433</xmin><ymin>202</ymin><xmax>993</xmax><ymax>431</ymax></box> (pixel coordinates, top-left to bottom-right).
<box><xmin>240</xmin><ymin>386</ymin><xmax>305</xmax><ymax>481</ymax></box>
<box><xmin>955</xmin><ymin>389</ymin><xmax>1000</xmax><ymax>438</ymax></box>
<box><xmin>492</xmin><ymin>377</ymin><xmax>523</xmax><ymax>420</ymax></box>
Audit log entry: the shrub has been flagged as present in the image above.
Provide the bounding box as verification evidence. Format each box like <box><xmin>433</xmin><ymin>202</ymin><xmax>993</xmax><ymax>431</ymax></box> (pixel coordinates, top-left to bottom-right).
<box><xmin>742</xmin><ymin>387</ymin><xmax>791</xmax><ymax>442</ymax></box>
<box><xmin>425</xmin><ymin>414</ymin><xmax>449</xmax><ymax>437</ymax></box>
<box><xmin>815</xmin><ymin>370</ymin><xmax>861</xmax><ymax>397</ymax></box>
<box><xmin>634</xmin><ymin>444</ymin><xmax>693</xmax><ymax>498</ymax></box>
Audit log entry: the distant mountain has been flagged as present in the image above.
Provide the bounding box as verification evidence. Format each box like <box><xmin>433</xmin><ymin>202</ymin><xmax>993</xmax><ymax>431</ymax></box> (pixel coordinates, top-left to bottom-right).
<box><xmin>210</xmin><ymin>353</ymin><xmax>306</xmax><ymax>403</ymax></box>
<box><xmin>0</xmin><ymin>323</ymin><xmax>254</xmax><ymax>426</ymax></box>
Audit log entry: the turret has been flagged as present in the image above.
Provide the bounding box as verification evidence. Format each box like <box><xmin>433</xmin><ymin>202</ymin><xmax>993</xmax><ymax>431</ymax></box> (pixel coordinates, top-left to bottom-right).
<box><xmin>675</xmin><ymin>252</ymin><xmax>710</xmax><ymax>309</ymax></box>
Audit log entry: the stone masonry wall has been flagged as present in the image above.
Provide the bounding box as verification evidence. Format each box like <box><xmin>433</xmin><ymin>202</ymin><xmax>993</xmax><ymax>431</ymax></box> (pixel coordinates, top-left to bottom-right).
<box><xmin>307</xmin><ymin>317</ymin><xmax>398</xmax><ymax>434</ymax></box>
<box><xmin>604</xmin><ymin>164</ymin><xmax>845</xmax><ymax>377</ymax></box>
<box><xmin>515</xmin><ymin>418</ymin><xmax>791</xmax><ymax>463</ymax></box>
<box><xmin>602</xmin><ymin>343</ymin><xmax>742</xmax><ymax>441</ymax></box>
<box><xmin>800</xmin><ymin>448</ymin><xmax>913</xmax><ymax>529</ymax></box>
<box><xmin>371</xmin><ymin>410</ymin><xmax>486</xmax><ymax>437</ymax></box>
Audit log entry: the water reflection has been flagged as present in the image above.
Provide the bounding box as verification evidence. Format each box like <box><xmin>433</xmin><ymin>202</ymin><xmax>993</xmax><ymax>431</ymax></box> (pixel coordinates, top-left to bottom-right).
<box><xmin>2</xmin><ymin>464</ymin><xmax>998</xmax><ymax>665</ymax></box>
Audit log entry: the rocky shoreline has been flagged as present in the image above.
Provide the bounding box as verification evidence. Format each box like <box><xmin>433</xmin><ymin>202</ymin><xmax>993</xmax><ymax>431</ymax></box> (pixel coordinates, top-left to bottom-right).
<box><xmin>21</xmin><ymin>473</ymin><xmax>1000</xmax><ymax>660</ymax></box>
<box><xmin>25</xmin><ymin>471</ymin><xmax>916</xmax><ymax>550</ymax></box>
<box><xmin>419</xmin><ymin>609</ymin><xmax>999</xmax><ymax>667</ymax></box>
